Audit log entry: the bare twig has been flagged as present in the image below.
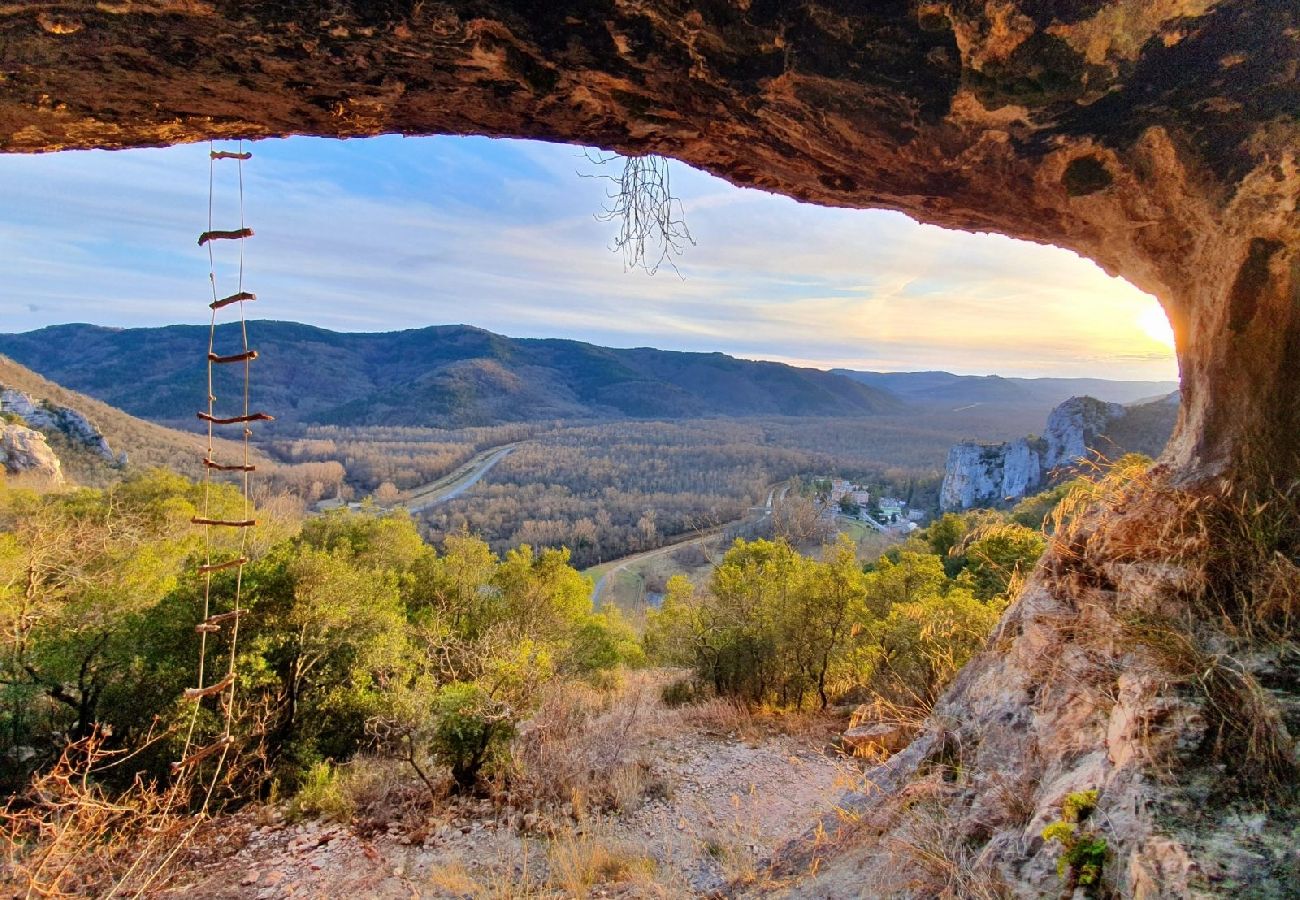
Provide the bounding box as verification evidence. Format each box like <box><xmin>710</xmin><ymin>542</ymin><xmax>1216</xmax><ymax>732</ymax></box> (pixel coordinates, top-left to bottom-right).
<box><xmin>581</xmin><ymin>151</ymin><xmax>695</xmax><ymax>276</ymax></box>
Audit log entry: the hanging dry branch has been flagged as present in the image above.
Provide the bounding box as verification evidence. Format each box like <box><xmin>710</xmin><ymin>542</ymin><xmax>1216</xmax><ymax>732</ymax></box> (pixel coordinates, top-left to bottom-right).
<box><xmin>582</xmin><ymin>150</ymin><xmax>695</xmax><ymax>276</ymax></box>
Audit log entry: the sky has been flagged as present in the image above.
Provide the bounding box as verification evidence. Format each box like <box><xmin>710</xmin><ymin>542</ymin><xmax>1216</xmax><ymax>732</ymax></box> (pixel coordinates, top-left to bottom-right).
<box><xmin>0</xmin><ymin>135</ymin><xmax>1179</xmax><ymax>380</ymax></box>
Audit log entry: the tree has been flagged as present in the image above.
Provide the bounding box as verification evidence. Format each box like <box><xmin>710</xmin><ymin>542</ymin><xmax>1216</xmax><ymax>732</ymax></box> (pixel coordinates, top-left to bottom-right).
<box><xmin>960</xmin><ymin>523</ymin><xmax>1047</xmax><ymax>601</ymax></box>
<box><xmin>372</xmin><ymin>481</ymin><xmax>401</xmax><ymax>507</ymax></box>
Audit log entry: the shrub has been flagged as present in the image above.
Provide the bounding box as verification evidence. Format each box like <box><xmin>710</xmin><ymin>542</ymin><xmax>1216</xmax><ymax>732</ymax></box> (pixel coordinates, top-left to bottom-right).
<box><xmin>1042</xmin><ymin>790</ymin><xmax>1107</xmax><ymax>894</ymax></box>
<box><xmin>429</xmin><ymin>682</ymin><xmax>514</xmax><ymax>792</ymax></box>
<box><xmin>288</xmin><ymin>761</ymin><xmax>354</xmax><ymax>822</ymax></box>
<box><xmin>660</xmin><ymin>676</ymin><xmax>707</xmax><ymax>708</ymax></box>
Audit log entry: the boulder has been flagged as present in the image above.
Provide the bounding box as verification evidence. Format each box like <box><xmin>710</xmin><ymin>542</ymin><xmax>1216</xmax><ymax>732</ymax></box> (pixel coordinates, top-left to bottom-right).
<box><xmin>0</xmin><ymin>423</ymin><xmax>64</xmax><ymax>484</ymax></box>
<box><xmin>841</xmin><ymin>721</ymin><xmax>914</xmax><ymax>759</ymax></box>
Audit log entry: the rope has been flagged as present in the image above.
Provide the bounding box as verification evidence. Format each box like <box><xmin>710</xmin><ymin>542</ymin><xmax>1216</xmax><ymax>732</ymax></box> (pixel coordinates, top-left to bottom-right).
<box><xmin>105</xmin><ymin>139</ymin><xmax>262</xmax><ymax>899</ymax></box>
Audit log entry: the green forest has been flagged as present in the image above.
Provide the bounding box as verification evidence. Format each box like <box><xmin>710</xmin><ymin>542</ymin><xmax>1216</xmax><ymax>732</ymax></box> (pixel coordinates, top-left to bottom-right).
<box><xmin>0</xmin><ymin>454</ymin><xmax>1128</xmax><ymax>895</ymax></box>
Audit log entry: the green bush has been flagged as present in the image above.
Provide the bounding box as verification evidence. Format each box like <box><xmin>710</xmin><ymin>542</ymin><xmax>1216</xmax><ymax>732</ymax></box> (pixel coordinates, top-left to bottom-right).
<box><xmin>429</xmin><ymin>682</ymin><xmax>515</xmax><ymax>792</ymax></box>
<box><xmin>287</xmin><ymin>761</ymin><xmax>354</xmax><ymax>822</ymax></box>
<box><xmin>1042</xmin><ymin>789</ymin><xmax>1107</xmax><ymax>893</ymax></box>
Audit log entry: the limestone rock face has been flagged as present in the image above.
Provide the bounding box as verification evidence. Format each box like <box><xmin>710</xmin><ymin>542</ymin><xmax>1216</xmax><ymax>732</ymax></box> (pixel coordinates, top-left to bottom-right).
<box><xmin>0</xmin><ymin>423</ymin><xmax>63</xmax><ymax>483</ymax></box>
<box><xmin>1</xmin><ymin>387</ymin><xmax>114</xmax><ymax>460</ymax></box>
<box><xmin>1043</xmin><ymin>396</ymin><xmax>1126</xmax><ymax>472</ymax></box>
<box><xmin>940</xmin><ymin>394</ymin><xmax>1177</xmax><ymax>510</ymax></box>
<box><xmin>940</xmin><ymin>437</ymin><xmax>1043</xmax><ymax>511</ymax></box>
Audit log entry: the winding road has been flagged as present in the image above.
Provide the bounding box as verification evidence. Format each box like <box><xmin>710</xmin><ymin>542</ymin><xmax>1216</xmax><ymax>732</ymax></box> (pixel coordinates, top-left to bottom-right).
<box><xmin>400</xmin><ymin>443</ymin><xmax>516</xmax><ymax>512</ymax></box>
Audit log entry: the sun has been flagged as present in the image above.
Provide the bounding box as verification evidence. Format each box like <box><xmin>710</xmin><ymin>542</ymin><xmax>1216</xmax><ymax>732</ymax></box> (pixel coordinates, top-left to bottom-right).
<box><xmin>1137</xmin><ymin>303</ymin><xmax>1176</xmax><ymax>349</ymax></box>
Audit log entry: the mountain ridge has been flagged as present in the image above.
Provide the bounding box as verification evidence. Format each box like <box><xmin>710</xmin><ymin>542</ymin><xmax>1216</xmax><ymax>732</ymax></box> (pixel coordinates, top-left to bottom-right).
<box><xmin>0</xmin><ymin>322</ymin><xmax>908</xmax><ymax>427</ymax></box>
<box><xmin>1</xmin><ymin>322</ymin><xmax>1179</xmax><ymax>431</ymax></box>
<box><xmin>832</xmin><ymin>368</ymin><xmax>1178</xmax><ymax>408</ymax></box>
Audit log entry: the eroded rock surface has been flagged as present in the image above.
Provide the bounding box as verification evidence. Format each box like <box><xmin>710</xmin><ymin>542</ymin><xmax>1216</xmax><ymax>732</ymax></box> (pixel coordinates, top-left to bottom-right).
<box><xmin>0</xmin><ymin>423</ymin><xmax>63</xmax><ymax>483</ymax></box>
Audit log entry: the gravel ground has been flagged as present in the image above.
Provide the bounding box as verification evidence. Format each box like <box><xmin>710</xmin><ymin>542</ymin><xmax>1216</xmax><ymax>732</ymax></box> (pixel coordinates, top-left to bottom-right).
<box><xmin>171</xmin><ymin>720</ymin><xmax>856</xmax><ymax>899</ymax></box>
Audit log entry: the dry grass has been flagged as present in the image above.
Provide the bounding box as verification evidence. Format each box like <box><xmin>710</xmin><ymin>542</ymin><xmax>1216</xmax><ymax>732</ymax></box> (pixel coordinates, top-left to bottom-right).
<box><xmin>510</xmin><ymin>675</ymin><xmax>668</xmax><ymax>817</ymax></box>
<box><xmin>1047</xmin><ymin>456</ymin><xmax>1300</xmax><ymax>799</ymax></box>
<box><xmin>870</xmin><ymin>797</ymin><xmax>1015</xmax><ymax>900</ymax></box>
<box><xmin>1</xmin><ymin>733</ymin><xmax>193</xmax><ymax>898</ymax></box>
<box><xmin>545</xmin><ymin>824</ymin><xmax>659</xmax><ymax>895</ymax></box>
<box><xmin>1121</xmin><ymin>615</ymin><xmax>1296</xmax><ymax>798</ymax></box>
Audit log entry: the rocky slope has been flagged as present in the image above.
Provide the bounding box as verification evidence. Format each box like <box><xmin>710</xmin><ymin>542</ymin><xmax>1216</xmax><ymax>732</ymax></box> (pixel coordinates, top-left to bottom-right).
<box><xmin>940</xmin><ymin>394</ymin><xmax>1178</xmax><ymax>510</ymax></box>
<box><xmin>1</xmin><ymin>386</ymin><xmax>116</xmax><ymax>462</ymax></box>
<box><xmin>0</xmin><ymin>354</ymin><xmax>273</xmax><ymax>483</ymax></box>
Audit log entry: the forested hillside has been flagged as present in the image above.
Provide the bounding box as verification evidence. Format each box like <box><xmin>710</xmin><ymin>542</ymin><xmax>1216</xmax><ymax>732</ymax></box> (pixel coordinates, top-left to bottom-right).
<box><xmin>0</xmin><ymin>323</ymin><xmax>902</xmax><ymax>427</ymax></box>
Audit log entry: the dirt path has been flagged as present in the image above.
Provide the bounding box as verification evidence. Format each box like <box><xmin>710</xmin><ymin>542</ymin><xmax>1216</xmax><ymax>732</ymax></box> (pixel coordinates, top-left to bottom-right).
<box><xmin>172</xmin><ymin>701</ymin><xmax>855</xmax><ymax>898</ymax></box>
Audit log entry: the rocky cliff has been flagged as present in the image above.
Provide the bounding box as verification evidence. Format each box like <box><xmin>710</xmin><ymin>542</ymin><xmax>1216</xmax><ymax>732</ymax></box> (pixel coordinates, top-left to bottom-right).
<box><xmin>941</xmin><ymin>394</ymin><xmax>1175</xmax><ymax>510</ymax></box>
<box><xmin>940</xmin><ymin>437</ymin><xmax>1045</xmax><ymax>512</ymax></box>
<box><xmin>0</xmin><ymin>386</ymin><xmax>116</xmax><ymax>462</ymax></box>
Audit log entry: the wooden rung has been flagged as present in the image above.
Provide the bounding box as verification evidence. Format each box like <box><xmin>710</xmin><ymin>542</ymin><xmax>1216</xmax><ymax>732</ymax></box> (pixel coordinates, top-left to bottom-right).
<box><xmin>196</xmin><ymin>412</ymin><xmax>274</xmax><ymax>425</ymax></box>
<box><xmin>210</xmin><ymin>291</ymin><xmax>256</xmax><ymax>310</ymax></box>
<box><xmin>171</xmin><ymin>735</ymin><xmax>234</xmax><ymax>771</ymax></box>
<box><xmin>208</xmin><ymin>350</ymin><xmax>258</xmax><ymax>364</ymax></box>
<box><xmin>197</xmin><ymin>557</ymin><xmax>248</xmax><ymax>573</ymax></box>
<box><xmin>210</xmin><ymin>150</ymin><xmax>252</xmax><ymax>161</ymax></box>
<box><xmin>202</xmin><ymin>458</ymin><xmax>256</xmax><ymax>472</ymax></box>
<box><xmin>191</xmin><ymin>517</ymin><xmax>258</xmax><ymax>528</ymax></box>
<box><xmin>197</xmin><ymin>228</ymin><xmax>253</xmax><ymax>246</ymax></box>
<box><xmin>183</xmin><ymin>672</ymin><xmax>235</xmax><ymax>701</ymax></box>
<box><xmin>195</xmin><ymin>609</ymin><xmax>243</xmax><ymax>634</ymax></box>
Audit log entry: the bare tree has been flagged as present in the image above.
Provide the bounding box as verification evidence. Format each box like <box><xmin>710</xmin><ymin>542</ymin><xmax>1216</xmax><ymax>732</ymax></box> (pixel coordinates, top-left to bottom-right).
<box><xmin>583</xmin><ymin>151</ymin><xmax>695</xmax><ymax>276</ymax></box>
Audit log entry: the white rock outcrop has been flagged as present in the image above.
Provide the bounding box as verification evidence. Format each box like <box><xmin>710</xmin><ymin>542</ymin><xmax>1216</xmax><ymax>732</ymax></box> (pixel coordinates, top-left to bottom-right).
<box><xmin>1042</xmin><ymin>396</ymin><xmax>1126</xmax><ymax>472</ymax></box>
<box><xmin>939</xmin><ymin>438</ymin><xmax>1044</xmax><ymax>511</ymax></box>
<box><xmin>0</xmin><ymin>423</ymin><xmax>64</xmax><ymax>483</ymax></box>
<box><xmin>0</xmin><ymin>387</ymin><xmax>114</xmax><ymax>460</ymax></box>
<box><xmin>940</xmin><ymin>396</ymin><xmax>1134</xmax><ymax>511</ymax></box>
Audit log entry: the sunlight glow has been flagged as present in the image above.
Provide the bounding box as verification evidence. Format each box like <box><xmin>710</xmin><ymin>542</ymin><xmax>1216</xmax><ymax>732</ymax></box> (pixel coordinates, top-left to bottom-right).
<box><xmin>1137</xmin><ymin>304</ymin><xmax>1176</xmax><ymax>349</ymax></box>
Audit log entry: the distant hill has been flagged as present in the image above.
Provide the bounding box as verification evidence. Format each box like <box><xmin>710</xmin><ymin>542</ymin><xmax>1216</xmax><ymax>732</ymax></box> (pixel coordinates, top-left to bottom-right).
<box><xmin>0</xmin><ymin>322</ymin><xmax>904</xmax><ymax>428</ymax></box>
<box><xmin>832</xmin><ymin>369</ymin><xmax>1179</xmax><ymax>410</ymax></box>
